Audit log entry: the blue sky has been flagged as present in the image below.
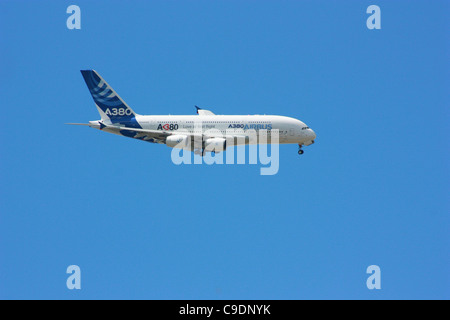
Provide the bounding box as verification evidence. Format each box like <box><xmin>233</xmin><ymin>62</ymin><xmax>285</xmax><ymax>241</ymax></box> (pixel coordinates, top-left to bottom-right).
<box><xmin>0</xmin><ymin>0</ymin><xmax>448</xmax><ymax>299</ymax></box>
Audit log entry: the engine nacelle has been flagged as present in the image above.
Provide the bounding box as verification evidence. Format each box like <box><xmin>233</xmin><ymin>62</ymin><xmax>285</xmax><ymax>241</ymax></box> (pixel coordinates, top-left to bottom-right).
<box><xmin>166</xmin><ymin>135</ymin><xmax>190</xmax><ymax>149</ymax></box>
<box><xmin>204</xmin><ymin>138</ymin><xmax>227</xmax><ymax>152</ymax></box>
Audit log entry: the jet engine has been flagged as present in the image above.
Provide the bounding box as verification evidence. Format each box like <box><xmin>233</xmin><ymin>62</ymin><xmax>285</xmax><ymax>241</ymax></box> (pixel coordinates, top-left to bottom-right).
<box><xmin>166</xmin><ymin>135</ymin><xmax>190</xmax><ymax>149</ymax></box>
<box><xmin>204</xmin><ymin>138</ymin><xmax>227</xmax><ymax>152</ymax></box>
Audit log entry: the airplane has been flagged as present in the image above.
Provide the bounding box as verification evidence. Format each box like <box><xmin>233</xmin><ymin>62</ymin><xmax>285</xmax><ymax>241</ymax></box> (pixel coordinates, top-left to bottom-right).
<box><xmin>68</xmin><ymin>70</ymin><xmax>316</xmax><ymax>155</ymax></box>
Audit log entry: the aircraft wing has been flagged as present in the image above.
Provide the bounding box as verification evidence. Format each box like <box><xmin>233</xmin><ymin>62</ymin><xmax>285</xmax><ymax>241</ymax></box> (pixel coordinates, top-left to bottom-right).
<box><xmin>99</xmin><ymin>125</ymin><xmax>193</xmax><ymax>144</ymax></box>
<box><xmin>110</xmin><ymin>126</ymin><xmax>249</xmax><ymax>142</ymax></box>
<box><xmin>106</xmin><ymin>125</ymin><xmax>254</xmax><ymax>145</ymax></box>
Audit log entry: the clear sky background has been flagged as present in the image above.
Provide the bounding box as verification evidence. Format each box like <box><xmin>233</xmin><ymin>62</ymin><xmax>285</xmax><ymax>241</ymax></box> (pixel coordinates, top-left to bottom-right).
<box><xmin>0</xmin><ymin>0</ymin><xmax>448</xmax><ymax>299</ymax></box>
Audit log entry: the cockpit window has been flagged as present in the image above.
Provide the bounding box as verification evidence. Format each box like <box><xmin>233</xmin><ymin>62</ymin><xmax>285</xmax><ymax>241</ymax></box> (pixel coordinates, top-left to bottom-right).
<box><xmin>302</xmin><ymin>127</ymin><xmax>310</xmax><ymax>130</ymax></box>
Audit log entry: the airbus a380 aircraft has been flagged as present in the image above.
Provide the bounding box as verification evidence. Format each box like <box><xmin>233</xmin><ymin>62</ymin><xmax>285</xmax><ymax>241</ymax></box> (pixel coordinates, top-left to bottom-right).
<box><xmin>69</xmin><ymin>70</ymin><xmax>316</xmax><ymax>155</ymax></box>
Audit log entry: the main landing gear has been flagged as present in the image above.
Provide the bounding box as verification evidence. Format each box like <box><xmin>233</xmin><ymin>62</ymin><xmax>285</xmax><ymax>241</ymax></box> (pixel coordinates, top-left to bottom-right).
<box><xmin>194</xmin><ymin>149</ymin><xmax>206</xmax><ymax>156</ymax></box>
<box><xmin>298</xmin><ymin>144</ymin><xmax>304</xmax><ymax>155</ymax></box>
<box><xmin>194</xmin><ymin>148</ymin><xmax>207</xmax><ymax>157</ymax></box>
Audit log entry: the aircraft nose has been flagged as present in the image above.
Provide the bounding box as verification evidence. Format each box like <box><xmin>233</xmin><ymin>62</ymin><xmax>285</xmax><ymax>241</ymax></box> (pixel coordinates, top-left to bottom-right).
<box><xmin>309</xmin><ymin>129</ymin><xmax>316</xmax><ymax>140</ymax></box>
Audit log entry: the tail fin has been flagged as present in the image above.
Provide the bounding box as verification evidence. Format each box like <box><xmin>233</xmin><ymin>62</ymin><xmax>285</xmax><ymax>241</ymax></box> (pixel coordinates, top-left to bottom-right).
<box><xmin>80</xmin><ymin>70</ymin><xmax>138</xmax><ymax>122</ymax></box>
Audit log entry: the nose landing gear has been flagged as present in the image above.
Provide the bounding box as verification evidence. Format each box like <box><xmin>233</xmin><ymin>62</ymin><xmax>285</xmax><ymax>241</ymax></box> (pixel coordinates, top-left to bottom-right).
<box><xmin>298</xmin><ymin>144</ymin><xmax>304</xmax><ymax>155</ymax></box>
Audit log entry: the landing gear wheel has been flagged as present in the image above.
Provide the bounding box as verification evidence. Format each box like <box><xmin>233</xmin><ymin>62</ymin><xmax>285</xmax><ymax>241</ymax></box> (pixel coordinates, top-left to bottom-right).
<box><xmin>298</xmin><ymin>149</ymin><xmax>304</xmax><ymax>155</ymax></box>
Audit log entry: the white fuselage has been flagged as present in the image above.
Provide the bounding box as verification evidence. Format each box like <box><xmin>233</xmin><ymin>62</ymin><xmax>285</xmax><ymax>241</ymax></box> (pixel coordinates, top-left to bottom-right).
<box><xmin>134</xmin><ymin>114</ymin><xmax>316</xmax><ymax>146</ymax></box>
